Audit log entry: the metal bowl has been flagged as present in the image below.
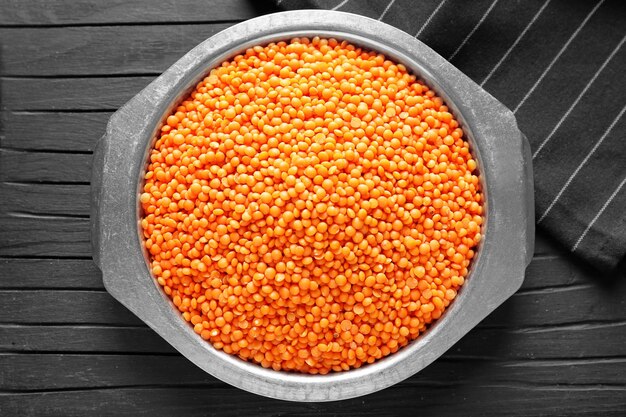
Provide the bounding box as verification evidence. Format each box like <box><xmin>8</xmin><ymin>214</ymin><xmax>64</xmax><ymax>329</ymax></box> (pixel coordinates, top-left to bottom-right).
<box><xmin>91</xmin><ymin>10</ymin><xmax>534</xmax><ymax>402</ymax></box>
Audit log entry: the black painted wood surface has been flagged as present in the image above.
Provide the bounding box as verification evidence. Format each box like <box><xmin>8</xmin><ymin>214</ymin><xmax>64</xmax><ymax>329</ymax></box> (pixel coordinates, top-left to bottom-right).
<box><xmin>1</xmin><ymin>1</ymin><xmax>625</xmax><ymax>415</ymax></box>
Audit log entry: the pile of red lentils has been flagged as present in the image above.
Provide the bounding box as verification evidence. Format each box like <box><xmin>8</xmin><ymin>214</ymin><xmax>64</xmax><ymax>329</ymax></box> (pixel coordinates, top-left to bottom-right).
<box><xmin>140</xmin><ymin>37</ymin><xmax>482</xmax><ymax>374</ymax></box>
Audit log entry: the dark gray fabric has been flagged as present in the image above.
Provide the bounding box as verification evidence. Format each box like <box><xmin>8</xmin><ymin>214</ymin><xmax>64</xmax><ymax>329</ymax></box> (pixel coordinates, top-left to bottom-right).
<box><xmin>275</xmin><ymin>0</ymin><xmax>626</xmax><ymax>272</ymax></box>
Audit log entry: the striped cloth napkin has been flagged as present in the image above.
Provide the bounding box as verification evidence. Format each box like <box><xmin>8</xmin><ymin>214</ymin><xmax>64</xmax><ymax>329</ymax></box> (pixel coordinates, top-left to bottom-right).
<box><xmin>274</xmin><ymin>0</ymin><xmax>626</xmax><ymax>273</ymax></box>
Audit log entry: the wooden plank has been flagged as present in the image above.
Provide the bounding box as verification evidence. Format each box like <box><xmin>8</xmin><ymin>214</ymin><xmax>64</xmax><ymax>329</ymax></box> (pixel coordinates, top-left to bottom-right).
<box><xmin>1</xmin><ymin>321</ymin><xmax>624</xmax><ymax>360</ymax></box>
<box><xmin>487</xmin><ymin>280</ymin><xmax>626</xmax><ymax>327</ymax></box>
<box><xmin>454</xmin><ymin>321</ymin><xmax>626</xmax><ymax>360</ymax></box>
<box><xmin>0</xmin><ymin>242</ymin><xmax>578</xmax><ymax>290</ymax></box>
<box><xmin>0</xmin><ymin>259</ymin><xmax>102</xmax><ymax>289</ymax></box>
<box><xmin>0</xmin><ymin>353</ymin><xmax>217</xmax><ymax>390</ymax></box>
<box><xmin>0</xmin><ymin>291</ymin><xmax>141</xmax><ymax>325</ymax></box>
<box><xmin>521</xmin><ymin>255</ymin><xmax>595</xmax><ymax>290</ymax></box>
<box><xmin>0</xmin><ymin>216</ymin><xmax>91</xmax><ymax>257</ymax></box>
<box><xmin>2</xmin><ymin>386</ymin><xmax>624</xmax><ymax>417</ymax></box>
<box><xmin>0</xmin><ymin>325</ymin><xmax>174</xmax><ymax>354</ymax></box>
<box><xmin>0</xmin><ymin>0</ymin><xmax>274</xmax><ymax>26</ymax></box>
<box><xmin>0</xmin><ymin>24</ymin><xmax>233</xmax><ymax>76</ymax></box>
<box><xmin>0</xmin><ymin>183</ymin><xmax>91</xmax><ymax>217</ymax></box>
<box><xmin>1</xmin><ymin>76</ymin><xmax>153</xmax><ymax>111</ymax></box>
<box><xmin>0</xmin><ymin>275</ymin><xmax>624</xmax><ymax>326</ymax></box>
<box><xmin>1</xmin><ymin>353</ymin><xmax>625</xmax><ymax>391</ymax></box>
<box><xmin>1</xmin><ymin>111</ymin><xmax>112</xmax><ymax>152</ymax></box>
<box><xmin>0</xmin><ymin>150</ymin><xmax>92</xmax><ymax>183</ymax></box>
<box><xmin>0</xmin><ymin>251</ymin><xmax>577</xmax><ymax>291</ymax></box>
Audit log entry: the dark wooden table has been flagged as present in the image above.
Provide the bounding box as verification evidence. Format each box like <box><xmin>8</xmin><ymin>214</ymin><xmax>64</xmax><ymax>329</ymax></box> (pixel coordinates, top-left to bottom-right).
<box><xmin>1</xmin><ymin>1</ymin><xmax>625</xmax><ymax>415</ymax></box>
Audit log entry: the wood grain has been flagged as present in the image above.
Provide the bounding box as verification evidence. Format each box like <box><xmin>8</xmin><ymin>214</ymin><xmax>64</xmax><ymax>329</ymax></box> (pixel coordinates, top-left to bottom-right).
<box><xmin>0</xmin><ymin>290</ymin><xmax>141</xmax><ymax>325</ymax></box>
<box><xmin>2</xmin><ymin>321</ymin><xmax>624</xmax><ymax>360</ymax></box>
<box><xmin>0</xmin><ymin>229</ymin><xmax>577</xmax><ymax>288</ymax></box>
<box><xmin>1</xmin><ymin>77</ymin><xmax>153</xmax><ymax>111</ymax></box>
<box><xmin>2</xmin><ymin>353</ymin><xmax>625</xmax><ymax>391</ymax></box>
<box><xmin>452</xmin><ymin>321</ymin><xmax>626</xmax><ymax>360</ymax></box>
<box><xmin>0</xmin><ymin>325</ymin><xmax>174</xmax><ymax>354</ymax></box>
<box><xmin>0</xmin><ymin>183</ymin><xmax>91</xmax><ymax>217</ymax></box>
<box><xmin>0</xmin><ymin>250</ymin><xmax>576</xmax><ymax>290</ymax></box>
<box><xmin>1</xmin><ymin>112</ymin><xmax>112</xmax><ymax>152</ymax></box>
<box><xmin>0</xmin><ymin>0</ymin><xmax>274</xmax><ymax>26</ymax></box>
<box><xmin>1</xmin><ymin>386</ymin><xmax>625</xmax><ymax>417</ymax></box>
<box><xmin>0</xmin><ymin>244</ymin><xmax>580</xmax><ymax>294</ymax></box>
<box><xmin>486</xmin><ymin>281</ymin><xmax>626</xmax><ymax>327</ymax></box>
<box><xmin>0</xmin><ymin>259</ymin><xmax>101</xmax><ymax>289</ymax></box>
<box><xmin>0</xmin><ymin>150</ymin><xmax>91</xmax><ymax>183</ymax></box>
<box><xmin>523</xmin><ymin>254</ymin><xmax>595</xmax><ymax>288</ymax></box>
<box><xmin>0</xmin><ymin>216</ymin><xmax>91</xmax><ymax>258</ymax></box>
<box><xmin>1</xmin><ymin>273</ymin><xmax>624</xmax><ymax>326</ymax></box>
<box><xmin>0</xmin><ymin>24</ymin><xmax>233</xmax><ymax>76</ymax></box>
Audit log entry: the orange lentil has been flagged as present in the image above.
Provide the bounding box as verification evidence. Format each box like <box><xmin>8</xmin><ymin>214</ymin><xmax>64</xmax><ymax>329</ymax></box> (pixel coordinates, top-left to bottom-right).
<box><xmin>141</xmin><ymin>37</ymin><xmax>482</xmax><ymax>375</ymax></box>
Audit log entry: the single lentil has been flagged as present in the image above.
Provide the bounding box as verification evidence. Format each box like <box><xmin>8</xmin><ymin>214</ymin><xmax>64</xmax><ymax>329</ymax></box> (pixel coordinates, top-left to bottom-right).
<box><xmin>141</xmin><ymin>37</ymin><xmax>483</xmax><ymax>374</ymax></box>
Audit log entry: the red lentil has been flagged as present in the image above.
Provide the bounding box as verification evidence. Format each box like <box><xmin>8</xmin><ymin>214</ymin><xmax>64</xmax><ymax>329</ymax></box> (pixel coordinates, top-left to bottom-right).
<box><xmin>141</xmin><ymin>37</ymin><xmax>483</xmax><ymax>374</ymax></box>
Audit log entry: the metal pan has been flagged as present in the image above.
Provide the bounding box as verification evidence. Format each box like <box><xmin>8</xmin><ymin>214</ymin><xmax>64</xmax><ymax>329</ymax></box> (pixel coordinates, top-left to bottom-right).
<box><xmin>91</xmin><ymin>10</ymin><xmax>534</xmax><ymax>402</ymax></box>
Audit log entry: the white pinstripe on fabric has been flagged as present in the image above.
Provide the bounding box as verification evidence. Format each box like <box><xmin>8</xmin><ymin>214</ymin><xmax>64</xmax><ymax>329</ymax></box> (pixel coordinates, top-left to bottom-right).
<box><xmin>332</xmin><ymin>0</ymin><xmax>350</xmax><ymax>11</ymax></box>
<box><xmin>571</xmin><ymin>175</ymin><xmax>626</xmax><ymax>252</ymax></box>
<box><xmin>448</xmin><ymin>0</ymin><xmax>500</xmax><ymax>61</ymax></box>
<box><xmin>533</xmin><ymin>34</ymin><xmax>626</xmax><ymax>159</ymax></box>
<box><xmin>538</xmin><ymin>104</ymin><xmax>626</xmax><ymax>223</ymax></box>
<box><xmin>513</xmin><ymin>0</ymin><xmax>605</xmax><ymax>114</ymax></box>
<box><xmin>378</xmin><ymin>0</ymin><xmax>397</xmax><ymax>21</ymax></box>
<box><xmin>480</xmin><ymin>0</ymin><xmax>553</xmax><ymax>87</ymax></box>
<box><xmin>414</xmin><ymin>0</ymin><xmax>449</xmax><ymax>38</ymax></box>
